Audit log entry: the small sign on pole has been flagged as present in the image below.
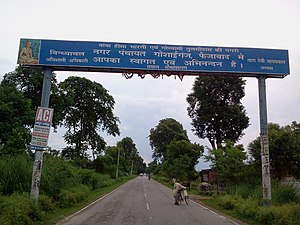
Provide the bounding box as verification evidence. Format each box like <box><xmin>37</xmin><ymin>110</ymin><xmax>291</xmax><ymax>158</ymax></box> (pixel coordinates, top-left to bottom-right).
<box><xmin>30</xmin><ymin>107</ymin><xmax>53</xmax><ymax>150</ymax></box>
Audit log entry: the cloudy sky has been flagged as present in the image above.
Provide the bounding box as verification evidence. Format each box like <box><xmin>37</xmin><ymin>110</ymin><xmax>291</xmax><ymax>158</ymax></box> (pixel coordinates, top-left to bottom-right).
<box><xmin>1</xmin><ymin>0</ymin><xmax>299</xmax><ymax>169</ymax></box>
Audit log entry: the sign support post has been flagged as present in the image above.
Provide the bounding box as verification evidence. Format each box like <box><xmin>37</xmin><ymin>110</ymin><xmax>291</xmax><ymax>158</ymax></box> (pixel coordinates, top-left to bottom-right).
<box><xmin>30</xmin><ymin>67</ymin><xmax>53</xmax><ymax>202</ymax></box>
<box><xmin>258</xmin><ymin>76</ymin><xmax>272</xmax><ymax>205</ymax></box>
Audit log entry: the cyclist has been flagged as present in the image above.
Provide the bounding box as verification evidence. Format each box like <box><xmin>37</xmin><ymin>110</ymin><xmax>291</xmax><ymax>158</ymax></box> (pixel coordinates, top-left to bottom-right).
<box><xmin>172</xmin><ymin>178</ymin><xmax>186</xmax><ymax>205</ymax></box>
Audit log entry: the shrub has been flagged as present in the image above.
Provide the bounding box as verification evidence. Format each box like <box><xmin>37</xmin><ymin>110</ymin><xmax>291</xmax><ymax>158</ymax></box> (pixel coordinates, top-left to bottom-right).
<box><xmin>77</xmin><ymin>168</ymin><xmax>106</xmax><ymax>190</ymax></box>
<box><xmin>255</xmin><ymin>205</ymin><xmax>300</xmax><ymax>225</ymax></box>
<box><xmin>0</xmin><ymin>154</ymin><xmax>32</xmax><ymax>195</ymax></box>
<box><xmin>216</xmin><ymin>194</ymin><xmax>238</xmax><ymax>210</ymax></box>
<box><xmin>58</xmin><ymin>185</ymin><xmax>90</xmax><ymax>207</ymax></box>
<box><xmin>256</xmin><ymin>206</ymin><xmax>276</xmax><ymax>225</ymax></box>
<box><xmin>40</xmin><ymin>156</ymin><xmax>80</xmax><ymax>199</ymax></box>
<box><xmin>272</xmin><ymin>182</ymin><xmax>297</xmax><ymax>205</ymax></box>
<box><xmin>96</xmin><ymin>174</ymin><xmax>116</xmax><ymax>188</ymax></box>
<box><xmin>0</xmin><ymin>192</ymin><xmax>44</xmax><ymax>225</ymax></box>
<box><xmin>234</xmin><ymin>198</ymin><xmax>258</xmax><ymax>219</ymax></box>
<box><xmin>38</xmin><ymin>194</ymin><xmax>56</xmax><ymax>212</ymax></box>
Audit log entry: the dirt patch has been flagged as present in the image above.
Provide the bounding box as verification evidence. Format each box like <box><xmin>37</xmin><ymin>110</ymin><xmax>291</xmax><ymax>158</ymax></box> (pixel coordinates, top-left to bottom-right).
<box><xmin>189</xmin><ymin>194</ymin><xmax>211</xmax><ymax>201</ymax></box>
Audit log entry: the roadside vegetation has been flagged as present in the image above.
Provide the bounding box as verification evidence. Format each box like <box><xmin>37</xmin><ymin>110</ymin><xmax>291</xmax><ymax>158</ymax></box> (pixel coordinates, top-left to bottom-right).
<box><xmin>1</xmin><ymin>67</ymin><xmax>300</xmax><ymax>224</ymax></box>
<box><xmin>0</xmin><ymin>153</ymin><xmax>139</xmax><ymax>225</ymax></box>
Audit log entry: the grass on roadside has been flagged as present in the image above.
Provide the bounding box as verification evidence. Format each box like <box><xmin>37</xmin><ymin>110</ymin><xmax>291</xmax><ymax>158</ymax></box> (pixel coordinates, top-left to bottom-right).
<box><xmin>202</xmin><ymin>197</ymin><xmax>261</xmax><ymax>225</ymax></box>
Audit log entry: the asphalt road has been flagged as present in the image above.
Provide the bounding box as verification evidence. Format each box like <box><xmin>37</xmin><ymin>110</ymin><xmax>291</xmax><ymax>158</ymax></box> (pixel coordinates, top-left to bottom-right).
<box><xmin>57</xmin><ymin>176</ymin><xmax>244</xmax><ymax>225</ymax></box>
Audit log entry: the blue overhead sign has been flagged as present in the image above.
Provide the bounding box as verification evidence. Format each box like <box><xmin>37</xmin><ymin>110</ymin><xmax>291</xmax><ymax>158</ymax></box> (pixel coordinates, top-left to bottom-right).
<box><xmin>18</xmin><ymin>38</ymin><xmax>289</xmax><ymax>77</ymax></box>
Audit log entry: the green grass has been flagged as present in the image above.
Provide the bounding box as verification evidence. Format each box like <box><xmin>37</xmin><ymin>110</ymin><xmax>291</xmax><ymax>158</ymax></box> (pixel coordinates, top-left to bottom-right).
<box><xmin>33</xmin><ymin>176</ymin><xmax>134</xmax><ymax>225</ymax></box>
<box><xmin>202</xmin><ymin>197</ymin><xmax>261</xmax><ymax>225</ymax></box>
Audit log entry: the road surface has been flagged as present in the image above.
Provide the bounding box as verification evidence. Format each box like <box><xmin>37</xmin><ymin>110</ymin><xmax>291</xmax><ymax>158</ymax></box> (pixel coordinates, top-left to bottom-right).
<box><xmin>57</xmin><ymin>176</ymin><xmax>245</xmax><ymax>225</ymax></box>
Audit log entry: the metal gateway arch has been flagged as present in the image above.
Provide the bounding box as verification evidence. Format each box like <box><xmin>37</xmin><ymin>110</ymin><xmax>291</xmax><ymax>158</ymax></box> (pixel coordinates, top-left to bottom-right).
<box><xmin>17</xmin><ymin>38</ymin><xmax>290</xmax><ymax>205</ymax></box>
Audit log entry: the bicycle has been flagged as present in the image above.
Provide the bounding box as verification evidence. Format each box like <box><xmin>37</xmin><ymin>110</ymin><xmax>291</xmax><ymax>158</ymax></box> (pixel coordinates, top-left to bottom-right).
<box><xmin>183</xmin><ymin>189</ymin><xmax>189</xmax><ymax>205</ymax></box>
<box><xmin>175</xmin><ymin>189</ymin><xmax>189</xmax><ymax>205</ymax></box>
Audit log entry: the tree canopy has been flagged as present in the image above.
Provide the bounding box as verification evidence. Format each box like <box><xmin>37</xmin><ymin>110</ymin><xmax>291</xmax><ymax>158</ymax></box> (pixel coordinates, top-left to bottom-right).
<box><xmin>162</xmin><ymin>140</ymin><xmax>203</xmax><ymax>181</ymax></box>
<box><xmin>248</xmin><ymin>121</ymin><xmax>300</xmax><ymax>179</ymax></box>
<box><xmin>187</xmin><ymin>76</ymin><xmax>250</xmax><ymax>150</ymax></box>
<box><xmin>1</xmin><ymin>67</ymin><xmax>61</xmax><ymax>128</ymax></box>
<box><xmin>0</xmin><ymin>85</ymin><xmax>33</xmax><ymax>156</ymax></box>
<box><xmin>1</xmin><ymin>68</ymin><xmax>120</xmax><ymax>160</ymax></box>
<box><xmin>59</xmin><ymin>76</ymin><xmax>120</xmax><ymax>159</ymax></box>
<box><xmin>148</xmin><ymin>118</ymin><xmax>203</xmax><ymax>180</ymax></box>
<box><xmin>94</xmin><ymin>137</ymin><xmax>146</xmax><ymax>177</ymax></box>
<box><xmin>149</xmin><ymin>118</ymin><xmax>189</xmax><ymax>162</ymax></box>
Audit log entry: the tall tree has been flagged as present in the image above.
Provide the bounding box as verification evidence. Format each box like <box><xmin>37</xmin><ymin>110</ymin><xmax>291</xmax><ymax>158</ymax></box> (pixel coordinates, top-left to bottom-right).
<box><xmin>248</xmin><ymin>121</ymin><xmax>300</xmax><ymax>179</ymax></box>
<box><xmin>149</xmin><ymin>118</ymin><xmax>189</xmax><ymax>162</ymax></box>
<box><xmin>116</xmin><ymin>137</ymin><xmax>138</xmax><ymax>173</ymax></box>
<box><xmin>187</xmin><ymin>76</ymin><xmax>249</xmax><ymax>150</ymax></box>
<box><xmin>59</xmin><ymin>76</ymin><xmax>120</xmax><ymax>160</ymax></box>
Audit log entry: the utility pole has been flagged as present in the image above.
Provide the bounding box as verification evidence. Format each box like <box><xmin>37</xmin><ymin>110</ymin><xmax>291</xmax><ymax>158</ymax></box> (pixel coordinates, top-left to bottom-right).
<box><xmin>258</xmin><ymin>76</ymin><xmax>272</xmax><ymax>205</ymax></box>
<box><xmin>130</xmin><ymin>160</ymin><xmax>133</xmax><ymax>176</ymax></box>
<box><xmin>30</xmin><ymin>67</ymin><xmax>52</xmax><ymax>202</ymax></box>
<box><xmin>116</xmin><ymin>147</ymin><xmax>120</xmax><ymax>179</ymax></box>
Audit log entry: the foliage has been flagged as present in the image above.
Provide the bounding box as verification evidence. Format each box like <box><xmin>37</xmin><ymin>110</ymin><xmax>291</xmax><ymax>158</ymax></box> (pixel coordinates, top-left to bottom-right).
<box><xmin>116</xmin><ymin>137</ymin><xmax>144</xmax><ymax>174</ymax></box>
<box><xmin>187</xmin><ymin>76</ymin><xmax>249</xmax><ymax>150</ymax></box>
<box><xmin>58</xmin><ymin>184</ymin><xmax>90</xmax><ymax>207</ymax></box>
<box><xmin>0</xmin><ymin>85</ymin><xmax>33</xmax><ymax>155</ymax></box>
<box><xmin>162</xmin><ymin>140</ymin><xmax>203</xmax><ymax>181</ymax></box>
<box><xmin>226</xmin><ymin>183</ymin><xmax>262</xmax><ymax>200</ymax></box>
<box><xmin>147</xmin><ymin>160</ymin><xmax>161</xmax><ymax>175</ymax></box>
<box><xmin>272</xmin><ymin>181</ymin><xmax>297</xmax><ymax>205</ymax></box>
<box><xmin>0</xmin><ymin>153</ymin><xmax>126</xmax><ymax>224</ymax></box>
<box><xmin>40</xmin><ymin>155</ymin><xmax>80</xmax><ymax>199</ymax></box>
<box><xmin>94</xmin><ymin>138</ymin><xmax>146</xmax><ymax>178</ymax></box>
<box><xmin>212</xmin><ymin>192</ymin><xmax>300</xmax><ymax>225</ymax></box>
<box><xmin>149</xmin><ymin>118</ymin><xmax>189</xmax><ymax>162</ymax></box>
<box><xmin>0</xmin><ymin>192</ymin><xmax>44</xmax><ymax>225</ymax></box>
<box><xmin>59</xmin><ymin>76</ymin><xmax>120</xmax><ymax>160</ymax></box>
<box><xmin>248</xmin><ymin>121</ymin><xmax>300</xmax><ymax>179</ymax></box>
<box><xmin>95</xmin><ymin>149</ymin><xmax>115</xmax><ymax>177</ymax></box>
<box><xmin>0</xmin><ymin>154</ymin><xmax>32</xmax><ymax>195</ymax></box>
<box><xmin>1</xmin><ymin>66</ymin><xmax>61</xmax><ymax>129</ymax></box>
<box><xmin>205</xmin><ymin>142</ymin><xmax>247</xmax><ymax>184</ymax></box>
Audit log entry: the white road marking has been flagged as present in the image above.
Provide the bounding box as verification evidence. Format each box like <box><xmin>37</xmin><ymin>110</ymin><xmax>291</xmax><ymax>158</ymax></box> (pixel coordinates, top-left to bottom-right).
<box><xmin>146</xmin><ymin>203</ymin><xmax>150</xmax><ymax>210</ymax></box>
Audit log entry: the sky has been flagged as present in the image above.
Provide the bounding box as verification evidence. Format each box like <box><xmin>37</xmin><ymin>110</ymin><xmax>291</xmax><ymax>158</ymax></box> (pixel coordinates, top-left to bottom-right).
<box><xmin>1</xmin><ymin>0</ymin><xmax>299</xmax><ymax>170</ymax></box>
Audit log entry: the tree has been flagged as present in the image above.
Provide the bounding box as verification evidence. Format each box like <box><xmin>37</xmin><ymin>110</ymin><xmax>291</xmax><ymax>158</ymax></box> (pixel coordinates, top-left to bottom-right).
<box><xmin>187</xmin><ymin>76</ymin><xmax>249</xmax><ymax>150</ymax></box>
<box><xmin>205</xmin><ymin>142</ymin><xmax>247</xmax><ymax>184</ymax></box>
<box><xmin>1</xmin><ymin>67</ymin><xmax>61</xmax><ymax>128</ymax></box>
<box><xmin>95</xmin><ymin>139</ymin><xmax>146</xmax><ymax>177</ymax></box>
<box><xmin>163</xmin><ymin>140</ymin><xmax>203</xmax><ymax>181</ymax></box>
<box><xmin>147</xmin><ymin>160</ymin><xmax>161</xmax><ymax>175</ymax></box>
<box><xmin>248</xmin><ymin>122</ymin><xmax>300</xmax><ymax>179</ymax></box>
<box><xmin>59</xmin><ymin>76</ymin><xmax>120</xmax><ymax>160</ymax></box>
<box><xmin>149</xmin><ymin>118</ymin><xmax>189</xmax><ymax>162</ymax></box>
<box><xmin>0</xmin><ymin>85</ymin><xmax>34</xmax><ymax>156</ymax></box>
<box><xmin>93</xmin><ymin>146</ymin><xmax>118</xmax><ymax>176</ymax></box>
<box><xmin>116</xmin><ymin>137</ymin><xmax>138</xmax><ymax>174</ymax></box>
